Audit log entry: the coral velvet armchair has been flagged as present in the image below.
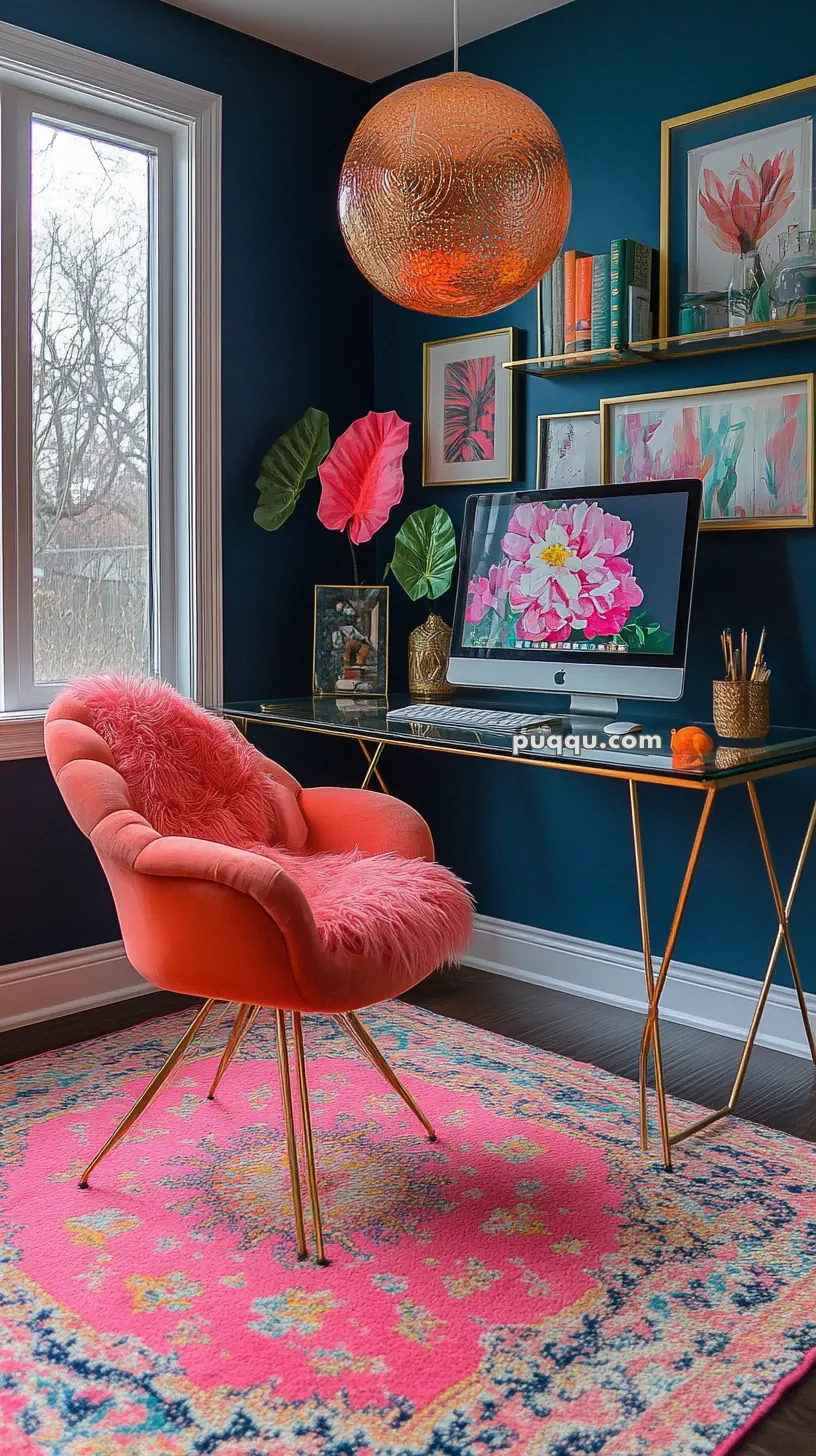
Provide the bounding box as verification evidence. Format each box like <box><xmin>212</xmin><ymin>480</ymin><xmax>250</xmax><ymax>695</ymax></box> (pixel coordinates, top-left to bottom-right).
<box><xmin>44</xmin><ymin>677</ymin><xmax>473</xmax><ymax>1264</ymax></box>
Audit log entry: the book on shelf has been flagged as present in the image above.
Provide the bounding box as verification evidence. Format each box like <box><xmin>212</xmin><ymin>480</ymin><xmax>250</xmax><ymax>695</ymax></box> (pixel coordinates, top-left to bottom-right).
<box><xmin>610</xmin><ymin>239</ymin><xmax>655</xmax><ymax>348</ymax></box>
<box><xmin>538</xmin><ymin>267</ymin><xmax>553</xmax><ymax>358</ymax></box>
<box><xmin>628</xmin><ymin>284</ymin><xmax>651</xmax><ymax>343</ymax></box>
<box><xmin>563</xmin><ymin>249</ymin><xmax>589</xmax><ymax>354</ymax></box>
<box><xmin>551</xmin><ymin>253</ymin><xmax>565</xmax><ymax>356</ymax></box>
<box><xmin>591</xmin><ymin>253</ymin><xmax>611</xmax><ymax>350</ymax></box>
<box><xmin>575</xmin><ymin>256</ymin><xmax>593</xmax><ymax>352</ymax></box>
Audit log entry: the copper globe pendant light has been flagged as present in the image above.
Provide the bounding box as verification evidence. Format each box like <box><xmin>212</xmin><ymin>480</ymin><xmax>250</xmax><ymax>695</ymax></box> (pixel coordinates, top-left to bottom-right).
<box><xmin>338</xmin><ymin>0</ymin><xmax>571</xmax><ymax>317</ymax></box>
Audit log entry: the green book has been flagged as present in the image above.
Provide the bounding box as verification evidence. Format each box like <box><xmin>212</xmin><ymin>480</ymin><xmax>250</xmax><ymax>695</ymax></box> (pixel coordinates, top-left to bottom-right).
<box><xmin>538</xmin><ymin>266</ymin><xmax>553</xmax><ymax>358</ymax></box>
<box><xmin>610</xmin><ymin>239</ymin><xmax>633</xmax><ymax>349</ymax></box>
<box><xmin>611</xmin><ymin>241</ymin><xmax>655</xmax><ymax>348</ymax></box>
<box><xmin>590</xmin><ymin>254</ymin><xmax>611</xmax><ymax>350</ymax></box>
<box><xmin>551</xmin><ymin>253</ymin><xmax>565</xmax><ymax>357</ymax></box>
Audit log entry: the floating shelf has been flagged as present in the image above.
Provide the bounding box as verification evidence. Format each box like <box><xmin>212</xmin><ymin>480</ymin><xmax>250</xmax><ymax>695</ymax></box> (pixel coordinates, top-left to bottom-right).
<box><xmin>503</xmin><ymin>316</ymin><xmax>816</xmax><ymax>378</ymax></box>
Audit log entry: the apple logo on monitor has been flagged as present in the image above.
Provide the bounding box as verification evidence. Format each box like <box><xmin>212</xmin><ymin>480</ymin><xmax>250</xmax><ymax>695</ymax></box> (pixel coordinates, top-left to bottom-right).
<box><xmin>554</xmin><ymin>669</ymin><xmax>566</xmax><ymax>685</ymax></box>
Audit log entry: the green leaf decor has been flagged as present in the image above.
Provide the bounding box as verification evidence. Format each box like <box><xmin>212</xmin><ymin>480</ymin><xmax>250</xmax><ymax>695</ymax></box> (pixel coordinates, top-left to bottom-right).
<box><xmin>253</xmin><ymin>407</ymin><xmax>331</xmax><ymax>532</ymax></box>
<box><xmin>387</xmin><ymin>505</ymin><xmax>457</xmax><ymax>601</ymax></box>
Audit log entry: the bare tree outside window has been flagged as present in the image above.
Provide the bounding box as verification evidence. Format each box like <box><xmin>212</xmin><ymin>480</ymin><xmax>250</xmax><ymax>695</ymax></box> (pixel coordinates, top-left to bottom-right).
<box><xmin>31</xmin><ymin>121</ymin><xmax>153</xmax><ymax>684</ymax></box>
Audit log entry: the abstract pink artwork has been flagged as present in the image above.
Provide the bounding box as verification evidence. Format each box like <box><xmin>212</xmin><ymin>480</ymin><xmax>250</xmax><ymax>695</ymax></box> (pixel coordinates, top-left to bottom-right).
<box><xmin>607</xmin><ymin>378</ymin><xmax>813</xmax><ymax>526</ymax></box>
<box><xmin>443</xmin><ymin>355</ymin><xmax>496</xmax><ymax>463</ymax></box>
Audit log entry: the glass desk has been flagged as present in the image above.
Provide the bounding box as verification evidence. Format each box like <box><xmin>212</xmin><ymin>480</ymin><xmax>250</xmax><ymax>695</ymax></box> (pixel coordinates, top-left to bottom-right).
<box><xmin>218</xmin><ymin>696</ymin><xmax>816</xmax><ymax>1171</ymax></box>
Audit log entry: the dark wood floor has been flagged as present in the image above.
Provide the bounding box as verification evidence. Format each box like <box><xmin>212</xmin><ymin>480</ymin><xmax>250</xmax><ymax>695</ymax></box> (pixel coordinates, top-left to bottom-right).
<box><xmin>2</xmin><ymin>969</ymin><xmax>814</xmax><ymax>1456</ymax></box>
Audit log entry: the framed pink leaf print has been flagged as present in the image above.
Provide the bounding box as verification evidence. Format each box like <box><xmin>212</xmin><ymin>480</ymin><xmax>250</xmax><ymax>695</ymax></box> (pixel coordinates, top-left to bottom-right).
<box><xmin>423</xmin><ymin>328</ymin><xmax>518</xmax><ymax>486</ymax></box>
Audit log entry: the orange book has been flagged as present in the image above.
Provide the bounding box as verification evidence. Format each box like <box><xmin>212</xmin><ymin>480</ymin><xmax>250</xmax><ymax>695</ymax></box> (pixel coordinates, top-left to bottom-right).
<box><xmin>563</xmin><ymin>250</ymin><xmax>577</xmax><ymax>354</ymax></box>
<box><xmin>575</xmin><ymin>255</ymin><xmax>593</xmax><ymax>351</ymax></box>
<box><xmin>563</xmin><ymin>249</ymin><xmax>589</xmax><ymax>355</ymax></box>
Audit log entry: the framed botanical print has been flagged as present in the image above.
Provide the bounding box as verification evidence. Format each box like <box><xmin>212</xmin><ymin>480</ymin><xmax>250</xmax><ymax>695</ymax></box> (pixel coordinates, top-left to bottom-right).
<box><xmin>601</xmin><ymin>374</ymin><xmax>814</xmax><ymax>529</ymax></box>
<box><xmin>423</xmin><ymin>327</ymin><xmax>518</xmax><ymax>487</ymax></box>
<box><xmin>313</xmin><ymin>585</ymin><xmax>389</xmax><ymax>696</ymax></box>
<box><xmin>660</xmin><ymin>75</ymin><xmax>816</xmax><ymax>335</ymax></box>
<box><xmin>537</xmin><ymin>410</ymin><xmax>601</xmax><ymax>490</ymax></box>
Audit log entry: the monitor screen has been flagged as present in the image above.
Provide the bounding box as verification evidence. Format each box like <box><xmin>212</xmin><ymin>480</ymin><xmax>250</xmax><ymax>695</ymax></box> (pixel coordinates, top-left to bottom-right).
<box><xmin>452</xmin><ymin>481</ymin><xmax>700</xmax><ymax>670</ymax></box>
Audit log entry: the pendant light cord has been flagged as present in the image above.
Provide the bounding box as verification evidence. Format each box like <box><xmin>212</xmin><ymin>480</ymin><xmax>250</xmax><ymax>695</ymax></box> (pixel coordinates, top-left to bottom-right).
<box><xmin>453</xmin><ymin>0</ymin><xmax>459</xmax><ymax>71</ymax></box>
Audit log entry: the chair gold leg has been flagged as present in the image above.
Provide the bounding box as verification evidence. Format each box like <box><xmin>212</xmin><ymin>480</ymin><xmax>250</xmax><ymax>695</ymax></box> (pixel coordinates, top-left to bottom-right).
<box><xmin>338</xmin><ymin>1010</ymin><xmax>436</xmax><ymax>1141</ymax></box>
<box><xmin>274</xmin><ymin>1009</ymin><xmax>308</xmax><ymax>1261</ymax></box>
<box><xmin>207</xmin><ymin>1003</ymin><xmax>255</xmax><ymax>1100</ymax></box>
<box><xmin>629</xmin><ymin>782</ymin><xmax>669</xmax><ymax>1159</ymax></box>
<box><xmin>291</xmin><ymin>1012</ymin><xmax>327</xmax><ymax>1266</ymax></box>
<box><xmin>80</xmin><ymin>998</ymin><xmax>217</xmax><ymax>1188</ymax></box>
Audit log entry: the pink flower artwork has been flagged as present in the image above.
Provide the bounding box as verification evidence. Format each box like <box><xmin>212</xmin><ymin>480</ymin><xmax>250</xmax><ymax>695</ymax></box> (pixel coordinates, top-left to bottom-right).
<box><xmin>443</xmin><ymin>356</ymin><xmax>496</xmax><ymax>463</ymax></box>
<box><xmin>492</xmin><ymin>499</ymin><xmax>643</xmax><ymax>641</ymax></box>
<box><xmin>698</xmin><ymin>150</ymin><xmax>796</xmax><ymax>257</ymax></box>
<box><xmin>317</xmin><ymin>410</ymin><xmax>409</xmax><ymax>545</ymax></box>
<box><xmin>465</xmin><ymin>562</ymin><xmax>512</xmax><ymax>624</ymax></box>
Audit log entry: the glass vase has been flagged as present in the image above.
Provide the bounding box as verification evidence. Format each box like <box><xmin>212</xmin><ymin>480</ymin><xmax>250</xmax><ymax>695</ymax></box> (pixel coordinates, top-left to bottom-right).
<box><xmin>768</xmin><ymin>229</ymin><xmax>816</xmax><ymax>322</ymax></box>
<box><xmin>727</xmin><ymin>250</ymin><xmax>762</xmax><ymax>332</ymax></box>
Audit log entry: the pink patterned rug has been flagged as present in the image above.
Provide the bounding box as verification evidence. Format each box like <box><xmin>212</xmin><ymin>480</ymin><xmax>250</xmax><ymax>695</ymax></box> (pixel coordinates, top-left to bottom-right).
<box><xmin>0</xmin><ymin>1002</ymin><xmax>814</xmax><ymax>1455</ymax></box>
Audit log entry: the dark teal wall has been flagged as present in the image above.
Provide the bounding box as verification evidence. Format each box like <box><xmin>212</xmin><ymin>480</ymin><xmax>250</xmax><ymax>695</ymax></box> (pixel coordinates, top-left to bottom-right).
<box><xmin>5</xmin><ymin>0</ymin><xmax>816</xmax><ymax>995</ymax></box>
<box><xmin>371</xmin><ymin>0</ymin><xmax>816</xmax><ymax>989</ymax></box>
<box><xmin>0</xmin><ymin>0</ymin><xmax>371</xmax><ymax>962</ymax></box>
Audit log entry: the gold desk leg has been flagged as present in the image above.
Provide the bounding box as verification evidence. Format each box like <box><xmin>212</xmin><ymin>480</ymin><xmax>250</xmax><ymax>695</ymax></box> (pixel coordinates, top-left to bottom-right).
<box><xmin>727</xmin><ymin>797</ymin><xmax>816</xmax><ymax>1105</ymax></box>
<box><xmin>207</xmin><ymin>1003</ymin><xmax>255</xmax><ymax>1100</ymax></box>
<box><xmin>629</xmin><ymin>782</ymin><xmax>669</xmax><ymax>1160</ymax></box>
<box><xmin>80</xmin><ymin>998</ymin><xmax>217</xmax><ymax>1188</ymax></box>
<box><xmin>638</xmin><ymin>787</ymin><xmax>717</xmax><ymax>1171</ymax></box>
<box><xmin>337</xmin><ymin>1010</ymin><xmax>436</xmax><ymax>1141</ymax></box>
<box><xmin>360</xmin><ymin>740</ymin><xmax>389</xmax><ymax>792</ymax></box>
<box><xmin>275</xmin><ymin>1009</ymin><xmax>308</xmax><ymax>1261</ymax></box>
<box><xmin>748</xmin><ymin>785</ymin><xmax>816</xmax><ymax>1064</ymax></box>
<box><xmin>291</xmin><ymin>1012</ymin><xmax>327</xmax><ymax>1266</ymax></box>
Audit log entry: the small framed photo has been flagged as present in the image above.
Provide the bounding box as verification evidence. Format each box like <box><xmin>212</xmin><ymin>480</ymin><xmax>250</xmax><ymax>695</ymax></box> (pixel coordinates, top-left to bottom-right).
<box><xmin>661</xmin><ymin>76</ymin><xmax>816</xmax><ymax>334</ymax></box>
<box><xmin>601</xmin><ymin>373</ymin><xmax>814</xmax><ymax>529</ymax></box>
<box><xmin>423</xmin><ymin>327</ymin><xmax>519</xmax><ymax>487</ymax></box>
<box><xmin>537</xmin><ymin>410</ymin><xmax>601</xmax><ymax>490</ymax></box>
<box><xmin>313</xmin><ymin>586</ymin><xmax>389</xmax><ymax>696</ymax></box>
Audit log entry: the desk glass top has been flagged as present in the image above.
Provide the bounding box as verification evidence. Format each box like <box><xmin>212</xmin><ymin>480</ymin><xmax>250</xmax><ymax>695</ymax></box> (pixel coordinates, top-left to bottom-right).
<box><xmin>217</xmin><ymin>696</ymin><xmax>816</xmax><ymax>787</ymax></box>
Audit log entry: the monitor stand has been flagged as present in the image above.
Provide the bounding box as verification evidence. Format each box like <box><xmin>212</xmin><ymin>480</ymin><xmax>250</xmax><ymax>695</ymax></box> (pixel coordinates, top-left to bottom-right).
<box><xmin>544</xmin><ymin>694</ymin><xmax>644</xmax><ymax>735</ymax></box>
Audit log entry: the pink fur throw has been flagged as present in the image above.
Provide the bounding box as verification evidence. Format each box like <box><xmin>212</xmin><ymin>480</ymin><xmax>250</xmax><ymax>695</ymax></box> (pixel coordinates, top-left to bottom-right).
<box><xmin>69</xmin><ymin>674</ymin><xmax>307</xmax><ymax>850</ymax></box>
<box><xmin>69</xmin><ymin>674</ymin><xmax>473</xmax><ymax>977</ymax></box>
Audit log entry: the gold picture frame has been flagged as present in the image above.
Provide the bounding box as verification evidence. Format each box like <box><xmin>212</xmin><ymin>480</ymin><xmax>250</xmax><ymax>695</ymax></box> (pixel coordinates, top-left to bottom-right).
<box><xmin>660</xmin><ymin>74</ymin><xmax>816</xmax><ymax>336</ymax></box>
<box><xmin>423</xmin><ymin>327</ymin><xmax>518</xmax><ymax>487</ymax></box>
<box><xmin>536</xmin><ymin>410</ymin><xmax>601</xmax><ymax>490</ymax></box>
<box><xmin>600</xmin><ymin>373</ymin><xmax>814</xmax><ymax>530</ymax></box>
<box><xmin>312</xmin><ymin>584</ymin><xmax>389</xmax><ymax>697</ymax></box>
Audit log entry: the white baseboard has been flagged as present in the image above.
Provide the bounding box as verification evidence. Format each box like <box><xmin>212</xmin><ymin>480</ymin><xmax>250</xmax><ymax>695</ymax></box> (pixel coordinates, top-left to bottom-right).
<box><xmin>0</xmin><ymin>940</ymin><xmax>151</xmax><ymax>1032</ymax></box>
<box><xmin>465</xmin><ymin>914</ymin><xmax>816</xmax><ymax>1060</ymax></box>
<box><xmin>3</xmin><ymin>919</ymin><xmax>814</xmax><ymax>1061</ymax></box>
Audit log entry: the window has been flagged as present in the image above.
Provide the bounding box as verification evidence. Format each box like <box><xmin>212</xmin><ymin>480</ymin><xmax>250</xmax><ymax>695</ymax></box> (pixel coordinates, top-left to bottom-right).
<box><xmin>0</xmin><ymin>25</ymin><xmax>221</xmax><ymax>751</ymax></box>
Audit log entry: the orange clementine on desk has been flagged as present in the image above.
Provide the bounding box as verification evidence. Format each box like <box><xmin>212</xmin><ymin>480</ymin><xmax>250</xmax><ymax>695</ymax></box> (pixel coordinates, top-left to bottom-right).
<box><xmin>671</xmin><ymin>725</ymin><xmax>715</xmax><ymax>769</ymax></box>
<box><xmin>671</xmin><ymin>726</ymin><xmax>714</xmax><ymax>756</ymax></box>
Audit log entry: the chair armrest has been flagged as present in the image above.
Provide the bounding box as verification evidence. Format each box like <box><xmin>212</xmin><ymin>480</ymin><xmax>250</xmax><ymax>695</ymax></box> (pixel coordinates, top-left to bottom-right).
<box><xmin>298</xmin><ymin>786</ymin><xmax>434</xmax><ymax>859</ymax></box>
<box><xmin>133</xmin><ymin>835</ymin><xmax>313</xmax><ymax>928</ymax></box>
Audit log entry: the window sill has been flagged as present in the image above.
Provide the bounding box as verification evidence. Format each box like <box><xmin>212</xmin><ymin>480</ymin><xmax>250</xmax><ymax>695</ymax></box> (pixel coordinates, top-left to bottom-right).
<box><xmin>0</xmin><ymin>713</ymin><xmax>46</xmax><ymax>761</ymax></box>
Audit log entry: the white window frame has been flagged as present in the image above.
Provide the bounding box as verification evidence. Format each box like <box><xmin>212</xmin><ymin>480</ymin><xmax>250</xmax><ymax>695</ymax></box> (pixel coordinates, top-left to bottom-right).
<box><xmin>0</xmin><ymin>21</ymin><xmax>221</xmax><ymax>758</ymax></box>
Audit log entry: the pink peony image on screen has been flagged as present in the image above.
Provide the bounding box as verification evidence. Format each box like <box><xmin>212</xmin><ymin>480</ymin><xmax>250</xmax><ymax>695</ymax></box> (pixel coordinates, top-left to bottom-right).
<box><xmin>496</xmin><ymin>498</ymin><xmax>644</xmax><ymax>640</ymax></box>
<box><xmin>465</xmin><ymin>562</ymin><xmax>513</xmax><ymax>623</ymax></box>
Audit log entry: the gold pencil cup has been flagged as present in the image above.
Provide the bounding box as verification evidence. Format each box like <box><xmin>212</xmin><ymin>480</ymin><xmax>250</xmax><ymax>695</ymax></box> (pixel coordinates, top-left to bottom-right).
<box><xmin>713</xmin><ymin>679</ymin><xmax>770</xmax><ymax>740</ymax></box>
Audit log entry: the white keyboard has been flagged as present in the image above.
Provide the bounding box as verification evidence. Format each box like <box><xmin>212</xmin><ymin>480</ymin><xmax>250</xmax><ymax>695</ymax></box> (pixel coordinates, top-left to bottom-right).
<box><xmin>386</xmin><ymin>703</ymin><xmax>553</xmax><ymax>732</ymax></box>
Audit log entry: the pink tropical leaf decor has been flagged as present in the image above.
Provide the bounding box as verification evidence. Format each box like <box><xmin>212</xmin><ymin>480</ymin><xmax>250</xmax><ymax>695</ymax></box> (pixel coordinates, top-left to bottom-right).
<box><xmin>698</xmin><ymin>149</ymin><xmax>796</xmax><ymax>256</ymax></box>
<box><xmin>317</xmin><ymin>410</ymin><xmax>409</xmax><ymax>545</ymax></box>
<box><xmin>444</xmin><ymin>355</ymin><xmax>496</xmax><ymax>463</ymax></box>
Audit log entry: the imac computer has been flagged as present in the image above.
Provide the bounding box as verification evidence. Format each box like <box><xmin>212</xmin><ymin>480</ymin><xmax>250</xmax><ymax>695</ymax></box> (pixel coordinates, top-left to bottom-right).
<box><xmin>444</xmin><ymin>479</ymin><xmax>701</xmax><ymax>733</ymax></box>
